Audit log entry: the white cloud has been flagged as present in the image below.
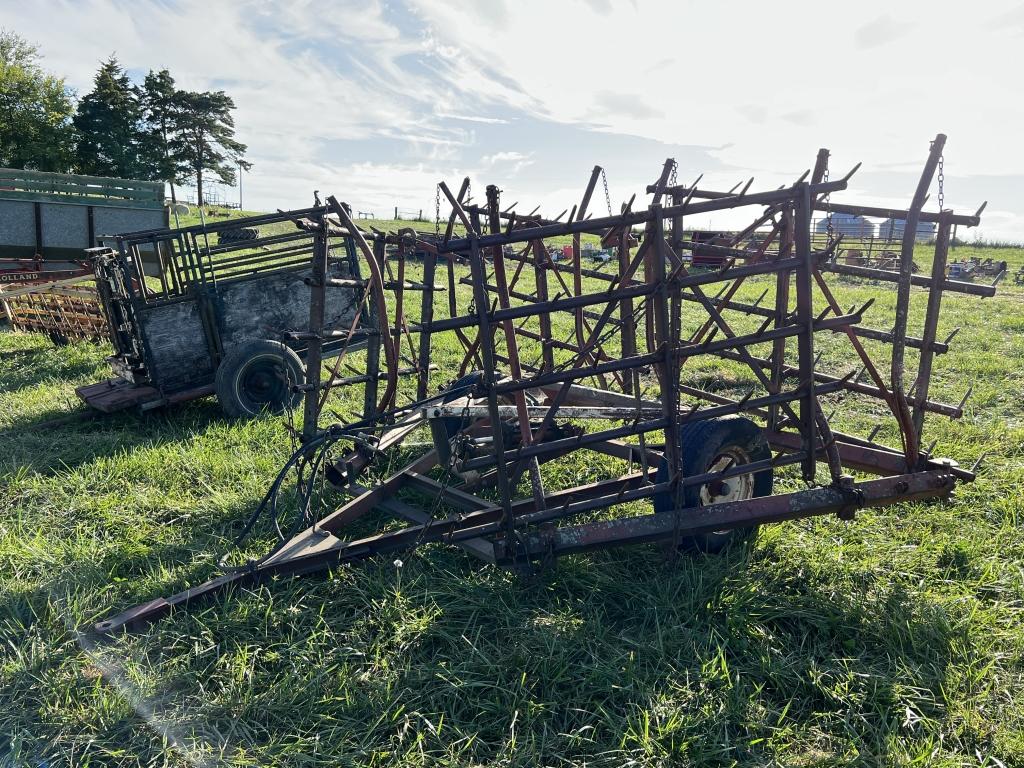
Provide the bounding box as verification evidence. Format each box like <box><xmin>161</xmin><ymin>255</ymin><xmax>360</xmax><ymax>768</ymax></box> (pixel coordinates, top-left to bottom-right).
<box><xmin>480</xmin><ymin>151</ymin><xmax>534</xmax><ymax>176</ymax></box>
<box><xmin>854</xmin><ymin>14</ymin><xmax>916</xmax><ymax>50</ymax></box>
<box><xmin>436</xmin><ymin>113</ymin><xmax>509</xmax><ymax>124</ymax></box>
<box><xmin>481</xmin><ymin>151</ymin><xmax>528</xmax><ymax>164</ymax></box>
<box><xmin>6</xmin><ymin>0</ymin><xmax>1023</xmax><ymax>239</ymax></box>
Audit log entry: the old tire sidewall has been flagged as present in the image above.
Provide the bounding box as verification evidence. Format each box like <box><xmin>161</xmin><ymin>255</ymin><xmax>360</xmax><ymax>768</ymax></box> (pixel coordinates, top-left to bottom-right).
<box><xmin>654</xmin><ymin>416</ymin><xmax>773</xmax><ymax>553</ymax></box>
<box><xmin>216</xmin><ymin>340</ymin><xmax>304</xmax><ymax>418</ymax></box>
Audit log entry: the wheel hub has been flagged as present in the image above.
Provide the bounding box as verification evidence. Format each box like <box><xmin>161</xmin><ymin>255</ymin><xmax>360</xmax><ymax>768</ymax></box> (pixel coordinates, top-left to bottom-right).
<box><xmin>700</xmin><ymin>447</ymin><xmax>755</xmax><ymax>506</ymax></box>
<box><xmin>243</xmin><ymin>364</ymin><xmax>285</xmax><ymax>403</ymax></box>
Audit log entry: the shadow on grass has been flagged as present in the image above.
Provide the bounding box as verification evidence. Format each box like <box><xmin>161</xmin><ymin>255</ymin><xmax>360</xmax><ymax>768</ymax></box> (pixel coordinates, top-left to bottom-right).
<box><xmin>0</xmin><ymin>397</ymin><xmax>226</xmax><ymax>478</ymax></box>
<box><xmin>49</xmin><ymin>519</ymin><xmax>963</xmax><ymax>766</ymax></box>
<box><xmin>0</xmin><ymin>338</ymin><xmax>106</xmax><ymax>394</ymax></box>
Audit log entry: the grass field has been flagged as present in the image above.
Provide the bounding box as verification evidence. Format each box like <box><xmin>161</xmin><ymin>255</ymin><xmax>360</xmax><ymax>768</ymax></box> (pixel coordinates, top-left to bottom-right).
<box><xmin>2</xmin><ymin>217</ymin><xmax>1024</xmax><ymax>767</ymax></box>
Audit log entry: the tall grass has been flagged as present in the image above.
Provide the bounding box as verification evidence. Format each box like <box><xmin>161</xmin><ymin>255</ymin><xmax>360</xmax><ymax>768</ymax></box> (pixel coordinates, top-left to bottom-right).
<box><xmin>1</xmin><ymin>227</ymin><xmax>1023</xmax><ymax>766</ymax></box>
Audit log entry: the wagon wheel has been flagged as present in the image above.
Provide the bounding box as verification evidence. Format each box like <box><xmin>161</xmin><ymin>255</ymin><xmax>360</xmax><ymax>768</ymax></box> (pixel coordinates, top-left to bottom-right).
<box><xmin>653</xmin><ymin>416</ymin><xmax>773</xmax><ymax>553</ymax></box>
<box><xmin>215</xmin><ymin>339</ymin><xmax>304</xmax><ymax>418</ymax></box>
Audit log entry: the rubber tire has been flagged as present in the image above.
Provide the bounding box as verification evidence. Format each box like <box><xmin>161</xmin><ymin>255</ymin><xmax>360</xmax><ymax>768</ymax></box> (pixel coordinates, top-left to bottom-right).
<box><xmin>218</xmin><ymin>227</ymin><xmax>259</xmax><ymax>244</ymax></box>
<box><xmin>653</xmin><ymin>416</ymin><xmax>772</xmax><ymax>553</ymax></box>
<box><xmin>215</xmin><ymin>339</ymin><xmax>304</xmax><ymax>418</ymax></box>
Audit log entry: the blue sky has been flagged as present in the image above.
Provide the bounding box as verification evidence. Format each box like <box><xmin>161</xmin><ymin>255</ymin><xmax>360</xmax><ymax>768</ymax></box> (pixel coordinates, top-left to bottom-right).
<box><xmin>5</xmin><ymin>0</ymin><xmax>1023</xmax><ymax>239</ymax></box>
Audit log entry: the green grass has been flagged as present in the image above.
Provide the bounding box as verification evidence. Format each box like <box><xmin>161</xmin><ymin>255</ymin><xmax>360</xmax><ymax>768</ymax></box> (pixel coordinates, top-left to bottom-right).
<box><xmin>2</xmin><ymin>227</ymin><xmax>1024</xmax><ymax>766</ymax></box>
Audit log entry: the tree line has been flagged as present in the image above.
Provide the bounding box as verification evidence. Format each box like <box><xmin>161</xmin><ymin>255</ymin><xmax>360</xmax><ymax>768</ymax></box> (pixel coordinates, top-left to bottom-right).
<box><xmin>0</xmin><ymin>29</ymin><xmax>249</xmax><ymax>205</ymax></box>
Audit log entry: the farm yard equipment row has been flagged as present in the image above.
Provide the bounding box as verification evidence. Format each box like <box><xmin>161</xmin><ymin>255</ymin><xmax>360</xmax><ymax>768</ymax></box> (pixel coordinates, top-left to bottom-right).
<box><xmin>0</xmin><ymin>258</ymin><xmax>106</xmax><ymax>345</ymax></box>
<box><xmin>93</xmin><ymin>134</ymin><xmax>991</xmax><ymax>635</ymax></box>
<box><xmin>0</xmin><ymin>168</ymin><xmax>168</xmax><ymax>345</ymax></box>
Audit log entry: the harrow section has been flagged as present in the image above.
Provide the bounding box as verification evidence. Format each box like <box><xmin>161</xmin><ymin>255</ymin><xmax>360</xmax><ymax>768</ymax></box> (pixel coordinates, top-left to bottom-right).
<box><xmin>94</xmin><ymin>134</ymin><xmax>990</xmax><ymax>635</ymax></box>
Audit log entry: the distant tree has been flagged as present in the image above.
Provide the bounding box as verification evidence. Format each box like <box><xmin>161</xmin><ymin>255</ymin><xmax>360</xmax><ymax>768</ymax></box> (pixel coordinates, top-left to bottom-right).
<box><xmin>141</xmin><ymin>69</ymin><xmax>188</xmax><ymax>200</ymax></box>
<box><xmin>73</xmin><ymin>56</ymin><xmax>146</xmax><ymax>178</ymax></box>
<box><xmin>0</xmin><ymin>29</ymin><xmax>76</xmax><ymax>171</ymax></box>
<box><xmin>174</xmin><ymin>89</ymin><xmax>250</xmax><ymax>205</ymax></box>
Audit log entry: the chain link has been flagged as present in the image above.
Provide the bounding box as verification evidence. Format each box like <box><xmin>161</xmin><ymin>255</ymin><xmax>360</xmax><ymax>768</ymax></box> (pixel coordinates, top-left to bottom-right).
<box><xmin>434</xmin><ymin>184</ymin><xmax>441</xmax><ymax>238</ymax></box>
<box><xmin>823</xmin><ymin>167</ymin><xmax>834</xmax><ymax>244</ymax></box>
<box><xmin>937</xmin><ymin>154</ymin><xmax>945</xmax><ymax>212</ymax></box>
<box><xmin>669</xmin><ymin>160</ymin><xmax>678</xmax><ymax>188</ymax></box>
<box><xmin>600</xmin><ymin>167</ymin><xmax>613</xmax><ymax>216</ymax></box>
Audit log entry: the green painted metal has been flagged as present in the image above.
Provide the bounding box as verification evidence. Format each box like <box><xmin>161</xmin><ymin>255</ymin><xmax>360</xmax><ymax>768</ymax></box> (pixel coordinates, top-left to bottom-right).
<box><xmin>0</xmin><ymin>190</ymin><xmax>164</xmax><ymax>209</ymax></box>
<box><xmin>0</xmin><ymin>168</ymin><xmax>164</xmax><ymax>209</ymax></box>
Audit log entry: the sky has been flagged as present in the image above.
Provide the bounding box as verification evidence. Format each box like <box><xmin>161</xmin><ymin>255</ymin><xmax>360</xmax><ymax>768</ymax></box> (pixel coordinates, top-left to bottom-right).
<box><xmin>4</xmin><ymin>0</ymin><xmax>1023</xmax><ymax>240</ymax></box>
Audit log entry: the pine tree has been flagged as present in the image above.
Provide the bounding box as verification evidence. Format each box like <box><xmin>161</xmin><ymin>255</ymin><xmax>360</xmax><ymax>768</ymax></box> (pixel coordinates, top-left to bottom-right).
<box><xmin>175</xmin><ymin>89</ymin><xmax>250</xmax><ymax>206</ymax></box>
<box><xmin>141</xmin><ymin>69</ymin><xmax>188</xmax><ymax>198</ymax></box>
<box><xmin>73</xmin><ymin>56</ymin><xmax>145</xmax><ymax>178</ymax></box>
<box><xmin>0</xmin><ymin>29</ymin><xmax>75</xmax><ymax>171</ymax></box>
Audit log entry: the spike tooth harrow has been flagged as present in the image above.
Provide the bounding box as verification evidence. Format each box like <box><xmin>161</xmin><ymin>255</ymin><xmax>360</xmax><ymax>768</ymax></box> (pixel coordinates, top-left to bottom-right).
<box><xmin>95</xmin><ymin>134</ymin><xmax>990</xmax><ymax>636</ymax></box>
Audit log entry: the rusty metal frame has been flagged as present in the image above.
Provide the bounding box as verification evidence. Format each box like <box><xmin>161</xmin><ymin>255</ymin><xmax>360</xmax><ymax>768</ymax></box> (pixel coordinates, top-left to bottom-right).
<box><xmin>94</xmin><ymin>133</ymin><xmax>989</xmax><ymax>635</ymax></box>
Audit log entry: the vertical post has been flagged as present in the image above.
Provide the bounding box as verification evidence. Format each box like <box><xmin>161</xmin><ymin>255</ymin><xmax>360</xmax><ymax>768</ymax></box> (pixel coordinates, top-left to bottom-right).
<box><xmin>393</xmin><ymin>239</ymin><xmax>406</xmax><ymax>364</ymax></box>
<box><xmin>486</xmin><ymin>184</ymin><xmax>546</xmax><ymax>509</ymax></box>
<box><xmin>33</xmin><ymin>202</ymin><xmax>43</xmax><ymax>258</ymax></box>
<box><xmin>670</xmin><ymin>190</ymin><xmax>684</xmax><ymax>253</ymax></box>
<box><xmin>362</xmin><ymin>239</ymin><xmax>385</xmax><ymax>424</ymax></box>
<box><xmin>651</xmin><ymin>207</ymin><xmax>681</xmax><ymax>490</ymax></box>
<box><xmin>467</xmin><ymin>234</ymin><xmax>517</xmax><ymax>548</ymax></box>
<box><xmin>302</xmin><ymin>220</ymin><xmax>328</xmax><ymax>443</ymax></box>
<box><xmin>794</xmin><ymin>183</ymin><xmax>817</xmax><ymax>481</ymax></box>
<box><xmin>619</xmin><ymin>228</ymin><xmax>637</xmax><ymax>395</ymax></box>
<box><xmin>770</xmin><ymin>148</ymin><xmax>823</xmax><ymax>434</ymax></box>
<box><xmin>417</xmin><ymin>247</ymin><xmax>436</xmax><ymax>400</ymax></box>
<box><xmin>893</xmin><ymin>134</ymin><xmax>946</xmax><ymax>466</ymax></box>
<box><xmin>643</xmin><ymin>230</ymin><xmax>656</xmax><ymax>355</ymax></box>
<box><xmin>912</xmin><ymin>211</ymin><xmax>952</xmax><ymax>457</ymax></box>
<box><xmin>769</xmin><ymin>208</ymin><xmax>793</xmax><ymax>432</ymax></box>
<box><xmin>531</xmin><ymin>239</ymin><xmax>555</xmax><ymax>373</ymax></box>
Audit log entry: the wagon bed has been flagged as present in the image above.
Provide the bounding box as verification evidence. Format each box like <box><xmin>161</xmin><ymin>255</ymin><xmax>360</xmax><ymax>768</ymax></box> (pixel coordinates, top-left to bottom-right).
<box><xmin>78</xmin><ymin>207</ymin><xmax>369</xmax><ymax>416</ymax></box>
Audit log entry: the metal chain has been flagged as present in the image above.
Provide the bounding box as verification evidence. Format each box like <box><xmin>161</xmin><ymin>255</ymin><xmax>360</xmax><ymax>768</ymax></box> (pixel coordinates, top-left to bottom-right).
<box><xmin>823</xmin><ymin>167</ymin><xmax>834</xmax><ymax>244</ymax></box>
<box><xmin>669</xmin><ymin>161</ymin><xmax>681</xmax><ymax>245</ymax></box>
<box><xmin>466</xmin><ymin>178</ymin><xmax>472</xmax><ymax>204</ymax></box>
<box><xmin>435</xmin><ymin>184</ymin><xmax>441</xmax><ymax>238</ymax></box>
<box><xmin>284</xmin><ymin>367</ymin><xmax>299</xmax><ymax>454</ymax></box>
<box><xmin>601</xmin><ymin>168</ymin><xmax>613</xmax><ymax>216</ymax></box>
<box><xmin>937</xmin><ymin>155</ymin><xmax>945</xmax><ymax>212</ymax></box>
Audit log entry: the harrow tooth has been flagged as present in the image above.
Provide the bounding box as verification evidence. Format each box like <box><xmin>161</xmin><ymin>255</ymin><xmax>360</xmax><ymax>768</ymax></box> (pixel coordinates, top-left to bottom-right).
<box><xmin>956</xmin><ymin>386</ymin><xmax>974</xmax><ymax>412</ymax></box>
<box><xmin>971</xmin><ymin>452</ymin><xmax>988</xmax><ymax>473</ymax></box>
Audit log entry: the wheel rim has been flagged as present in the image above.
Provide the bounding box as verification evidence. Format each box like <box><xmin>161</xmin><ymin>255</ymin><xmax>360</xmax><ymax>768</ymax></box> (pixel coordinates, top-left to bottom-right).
<box><xmin>239</xmin><ymin>356</ymin><xmax>288</xmax><ymax>409</ymax></box>
<box><xmin>699</xmin><ymin>446</ymin><xmax>755</xmax><ymax>535</ymax></box>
